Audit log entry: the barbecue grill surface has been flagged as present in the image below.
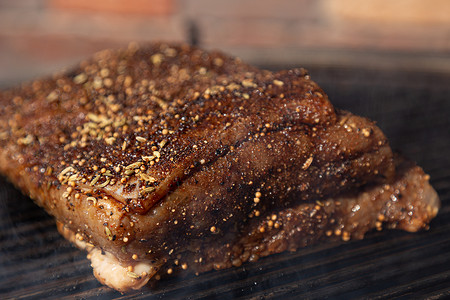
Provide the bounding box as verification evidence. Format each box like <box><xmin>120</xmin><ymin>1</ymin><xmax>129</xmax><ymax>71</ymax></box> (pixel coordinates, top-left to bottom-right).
<box><xmin>1</xmin><ymin>66</ymin><xmax>449</xmax><ymax>299</ymax></box>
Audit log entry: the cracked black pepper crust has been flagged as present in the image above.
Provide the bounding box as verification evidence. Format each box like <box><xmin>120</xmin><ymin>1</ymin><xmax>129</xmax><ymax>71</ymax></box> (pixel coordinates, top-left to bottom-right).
<box><xmin>0</xmin><ymin>43</ymin><xmax>402</xmax><ymax>267</ymax></box>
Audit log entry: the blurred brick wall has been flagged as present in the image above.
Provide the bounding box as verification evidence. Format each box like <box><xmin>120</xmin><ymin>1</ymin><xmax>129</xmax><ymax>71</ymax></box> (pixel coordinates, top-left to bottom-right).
<box><xmin>1</xmin><ymin>0</ymin><xmax>450</xmax><ymax>86</ymax></box>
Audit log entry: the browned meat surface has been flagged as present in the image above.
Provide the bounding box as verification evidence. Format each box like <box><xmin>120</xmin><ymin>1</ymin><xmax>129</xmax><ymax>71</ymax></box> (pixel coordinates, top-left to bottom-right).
<box><xmin>0</xmin><ymin>43</ymin><xmax>439</xmax><ymax>291</ymax></box>
<box><xmin>176</xmin><ymin>156</ymin><xmax>439</xmax><ymax>275</ymax></box>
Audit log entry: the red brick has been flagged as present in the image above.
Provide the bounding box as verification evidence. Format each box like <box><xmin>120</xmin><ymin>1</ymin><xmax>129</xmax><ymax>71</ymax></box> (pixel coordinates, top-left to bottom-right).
<box><xmin>49</xmin><ymin>0</ymin><xmax>175</xmax><ymax>16</ymax></box>
<box><xmin>324</xmin><ymin>0</ymin><xmax>450</xmax><ymax>25</ymax></box>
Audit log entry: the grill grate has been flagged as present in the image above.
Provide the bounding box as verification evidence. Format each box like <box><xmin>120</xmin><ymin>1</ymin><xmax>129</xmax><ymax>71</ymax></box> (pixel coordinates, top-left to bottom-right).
<box><xmin>0</xmin><ymin>66</ymin><xmax>449</xmax><ymax>299</ymax></box>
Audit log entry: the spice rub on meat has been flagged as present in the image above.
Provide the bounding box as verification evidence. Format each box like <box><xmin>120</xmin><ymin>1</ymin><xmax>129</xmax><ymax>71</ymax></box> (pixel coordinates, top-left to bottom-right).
<box><xmin>0</xmin><ymin>43</ymin><xmax>439</xmax><ymax>291</ymax></box>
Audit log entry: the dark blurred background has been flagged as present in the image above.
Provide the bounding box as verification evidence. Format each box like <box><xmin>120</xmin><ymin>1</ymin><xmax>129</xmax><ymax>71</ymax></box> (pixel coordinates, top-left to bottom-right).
<box><xmin>1</xmin><ymin>0</ymin><xmax>450</xmax><ymax>86</ymax></box>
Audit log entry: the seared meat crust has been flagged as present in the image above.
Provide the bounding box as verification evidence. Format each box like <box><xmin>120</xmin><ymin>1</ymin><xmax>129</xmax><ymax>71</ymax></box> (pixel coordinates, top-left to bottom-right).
<box><xmin>0</xmin><ymin>43</ymin><xmax>439</xmax><ymax>291</ymax></box>
<box><xmin>157</xmin><ymin>156</ymin><xmax>439</xmax><ymax>275</ymax></box>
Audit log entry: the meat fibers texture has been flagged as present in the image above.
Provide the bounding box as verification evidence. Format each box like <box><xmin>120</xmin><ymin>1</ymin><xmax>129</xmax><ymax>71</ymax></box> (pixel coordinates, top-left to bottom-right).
<box><xmin>0</xmin><ymin>43</ymin><xmax>439</xmax><ymax>291</ymax></box>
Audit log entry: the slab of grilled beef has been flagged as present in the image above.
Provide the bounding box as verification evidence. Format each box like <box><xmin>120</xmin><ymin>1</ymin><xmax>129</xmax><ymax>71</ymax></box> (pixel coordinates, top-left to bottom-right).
<box><xmin>0</xmin><ymin>43</ymin><xmax>439</xmax><ymax>291</ymax></box>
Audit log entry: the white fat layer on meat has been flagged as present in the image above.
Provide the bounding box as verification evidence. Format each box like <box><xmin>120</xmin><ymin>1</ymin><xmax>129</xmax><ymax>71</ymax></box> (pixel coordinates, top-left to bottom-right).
<box><xmin>103</xmin><ymin>178</ymin><xmax>140</xmax><ymax>203</ymax></box>
<box><xmin>76</xmin><ymin>178</ymin><xmax>140</xmax><ymax>205</ymax></box>
<box><xmin>90</xmin><ymin>248</ymin><xmax>155</xmax><ymax>291</ymax></box>
<box><xmin>57</xmin><ymin>222</ymin><xmax>158</xmax><ymax>291</ymax></box>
